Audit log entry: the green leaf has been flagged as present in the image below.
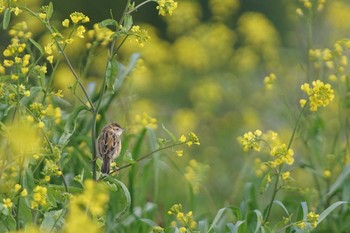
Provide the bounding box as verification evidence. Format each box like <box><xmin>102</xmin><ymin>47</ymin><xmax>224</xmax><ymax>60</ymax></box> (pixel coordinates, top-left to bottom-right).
<box><xmin>198</xmin><ymin>220</ymin><xmax>209</xmax><ymax>232</ymax></box>
<box><xmin>232</xmin><ymin>220</ymin><xmax>245</xmax><ymax>233</ymax></box>
<box><xmin>207</xmin><ymin>207</ymin><xmax>227</xmax><ymax>232</ymax></box>
<box><xmin>327</xmin><ymin>164</ymin><xmax>350</xmax><ymax>197</ymax></box>
<box><xmin>2</xmin><ymin>8</ymin><xmax>11</xmax><ymax>30</ymax></box>
<box><xmin>29</xmin><ymin>38</ymin><xmax>44</xmax><ymax>55</ymax></box>
<box><xmin>318</xmin><ymin>201</ymin><xmax>348</xmax><ymax>224</ymax></box>
<box><xmin>99</xmin><ymin>19</ymin><xmax>118</xmax><ymax>28</ymax></box>
<box><xmin>123</xmin><ymin>14</ymin><xmax>133</xmax><ymax>31</ymax></box>
<box><xmin>139</xmin><ymin>218</ymin><xmax>158</xmax><ymax>227</ymax></box>
<box><xmin>58</xmin><ymin>105</ymin><xmax>86</xmax><ymax>146</ymax></box>
<box><xmin>260</xmin><ymin>173</ymin><xmax>271</xmax><ymax>194</ymax></box>
<box><xmin>114</xmin><ymin>53</ymin><xmax>140</xmax><ymax>91</ymax></box>
<box><xmin>105</xmin><ymin>59</ymin><xmax>119</xmax><ymax>93</ymax></box>
<box><xmin>40</xmin><ymin>209</ymin><xmax>65</xmax><ymax>232</ymax></box>
<box><xmin>105</xmin><ymin>178</ymin><xmax>131</xmax><ymax>220</ymax></box>
<box><xmin>300</xmin><ymin>202</ymin><xmax>308</xmax><ymax>221</ymax></box>
<box><xmin>273</xmin><ymin>200</ymin><xmax>289</xmax><ymax>216</ymax></box>
<box><xmin>47</xmin><ymin>2</ymin><xmax>53</xmax><ymax>19</ymax></box>
<box><xmin>23</xmin><ymin>169</ymin><xmax>35</xmax><ymax>194</ymax></box>
<box><xmin>252</xmin><ymin>209</ymin><xmax>263</xmax><ymax>233</ymax></box>
<box><xmin>0</xmin><ymin>214</ymin><xmax>16</xmax><ymax>232</ymax></box>
<box><xmin>123</xmin><ymin>151</ymin><xmax>136</xmax><ymax>164</ymax></box>
<box><xmin>162</xmin><ymin>124</ymin><xmax>177</xmax><ymax>143</ymax></box>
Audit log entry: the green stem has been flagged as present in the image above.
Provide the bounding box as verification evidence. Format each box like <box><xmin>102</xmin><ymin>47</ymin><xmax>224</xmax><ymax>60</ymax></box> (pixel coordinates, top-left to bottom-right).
<box><xmin>15</xmin><ymin>158</ymin><xmax>24</xmax><ymax>230</ymax></box>
<box><xmin>264</xmin><ymin>104</ymin><xmax>307</xmax><ymax>222</ymax></box>
<box><xmin>127</xmin><ymin>0</ymin><xmax>154</xmax><ymax>14</ymax></box>
<box><xmin>91</xmin><ymin>77</ymin><xmax>107</xmax><ymax>180</ymax></box>
<box><xmin>113</xmin><ymin>142</ymin><xmax>185</xmax><ymax>172</ymax></box>
<box><xmin>306</xmin><ymin>8</ymin><xmax>313</xmax><ymax>83</ymax></box>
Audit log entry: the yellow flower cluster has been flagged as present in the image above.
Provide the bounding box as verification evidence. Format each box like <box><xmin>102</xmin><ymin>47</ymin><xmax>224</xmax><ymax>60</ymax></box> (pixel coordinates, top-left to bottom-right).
<box><xmin>2</xmin><ymin>42</ymin><xmax>31</xmax><ymax>74</ymax></box>
<box><xmin>42</xmin><ymin>159</ymin><xmax>62</xmax><ymax>178</ymax></box>
<box><xmin>135</xmin><ymin>112</ymin><xmax>157</xmax><ymax>129</ymax></box>
<box><xmin>14</xmin><ymin>184</ymin><xmax>28</xmax><ymax>197</ymax></box>
<box><xmin>29</xmin><ymin>102</ymin><xmax>62</xmax><ymax>125</ymax></box>
<box><xmin>69</xmin><ymin>11</ymin><xmax>90</xmax><ymax>24</ymax></box>
<box><xmin>70</xmin><ymin>179</ymin><xmax>109</xmax><ymax>216</ymax></box>
<box><xmin>179</xmin><ymin>132</ymin><xmax>200</xmax><ymax>147</ymax></box>
<box><xmin>269</xmin><ymin>144</ymin><xmax>294</xmax><ymax>167</ymax></box>
<box><xmin>239</xmin><ymin>130</ymin><xmax>294</xmax><ymax>169</ymax></box>
<box><xmin>152</xmin><ymin>226</ymin><xmax>164</xmax><ymax>233</ymax></box>
<box><xmin>5</xmin><ymin>121</ymin><xmax>42</xmax><ymax>158</ymax></box>
<box><xmin>156</xmin><ymin>0</ymin><xmax>178</xmax><ymax>16</ymax></box>
<box><xmin>296</xmin><ymin>0</ymin><xmax>326</xmax><ymax>16</ymax></box>
<box><xmin>310</xmin><ymin>39</ymin><xmax>350</xmax><ymax>82</ymax></box>
<box><xmin>296</xmin><ymin>211</ymin><xmax>320</xmax><ymax>229</ymax></box>
<box><xmin>168</xmin><ymin>204</ymin><xmax>197</xmax><ymax>232</ymax></box>
<box><xmin>184</xmin><ymin>159</ymin><xmax>209</xmax><ymax>193</ymax></box>
<box><xmin>130</xmin><ymin>25</ymin><xmax>150</xmax><ymax>47</ymax></box>
<box><xmin>86</xmin><ymin>23</ymin><xmax>114</xmax><ymax>48</ymax></box>
<box><xmin>31</xmin><ymin>186</ymin><xmax>47</xmax><ymax>209</ymax></box>
<box><xmin>8</xmin><ymin>21</ymin><xmax>32</xmax><ymax>40</ymax></box>
<box><xmin>300</xmin><ymin>80</ymin><xmax>335</xmax><ymax>111</ymax></box>
<box><xmin>238</xmin><ymin>129</ymin><xmax>263</xmax><ymax>152</ymax></box>
<box><xmin>307</xmin><ymin>211</ymin><xmax>320</xmax><ymax>228</ymax></box>
<box><xmin>0</xmin><ymin>0</ymin><xmax>22</xmax><ymax>15</ymax></box>
<box><xmin>64</xmin><ymin>180</ymin><xmax>108</xmax><ymax>233</ymax></box>
<box><xmin>264</xmin><ymin>73</ymin><xmax>277</xmax><ymax>90</ymax></box>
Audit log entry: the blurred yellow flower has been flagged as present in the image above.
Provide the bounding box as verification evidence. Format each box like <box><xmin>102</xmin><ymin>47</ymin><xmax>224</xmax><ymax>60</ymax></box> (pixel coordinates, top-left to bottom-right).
<box><xmin>3</xmin><ymin>198</ymin><xmax>13</xmax><ymax>208</ymax></box>
<box><xmin>156</xmin><ymin>0</ymin><xmax>178</xmax><ymax>16</ymax></box>
<box><xmin>4</xmin><ymin>121</ymin><xmax>42</xmax><ymax>159</ymax></box>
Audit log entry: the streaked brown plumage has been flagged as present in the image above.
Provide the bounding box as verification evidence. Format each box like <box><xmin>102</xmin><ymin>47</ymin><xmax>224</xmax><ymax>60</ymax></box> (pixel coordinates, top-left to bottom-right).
<box><xmin>97</xmin><ymin>123</ymin><xmax>123</xmax><ymax>174</ymax></box>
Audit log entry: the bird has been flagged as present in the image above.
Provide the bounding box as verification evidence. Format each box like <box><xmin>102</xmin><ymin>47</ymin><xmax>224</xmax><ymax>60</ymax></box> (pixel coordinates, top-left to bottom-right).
<box><xmin>97</xmin><ymin>123</ymin><xmax>123</xmax><ymax>175</ymax></box>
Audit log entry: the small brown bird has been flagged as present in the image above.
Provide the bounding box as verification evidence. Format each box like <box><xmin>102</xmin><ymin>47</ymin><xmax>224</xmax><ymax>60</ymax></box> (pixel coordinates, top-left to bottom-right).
<box><xmin>97</xmin><ymin>123</ymin><xmax>123</xmax><ymax>175</ymax></box>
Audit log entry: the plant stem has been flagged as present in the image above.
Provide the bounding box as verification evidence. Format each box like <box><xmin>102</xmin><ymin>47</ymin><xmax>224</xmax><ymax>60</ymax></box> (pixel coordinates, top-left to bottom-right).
<box><xmin>264</xmin><ymin>104</ymin><xmax>307</xmax><ymax>222</ymax></box>
<box><xmin>115</xmin><ymin>142</ymin><xmax>185</xmax><ymax>172</ymax></box>
<box><xmin>91</xmin><ymin>77</ymin><xmax>107</xmax><ymax>180</ymax></box>
<box><xmin>127</xmin><ymin>0</ymin><xmax>154</xmax><ymax>14</ymax></box>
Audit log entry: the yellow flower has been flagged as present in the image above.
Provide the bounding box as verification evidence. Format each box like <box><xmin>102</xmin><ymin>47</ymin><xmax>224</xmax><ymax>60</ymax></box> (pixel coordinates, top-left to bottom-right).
<box><xmin>307</xmin><ymin>211</ymin><xmax>320</xmax><ymax>228</ymax></box>
<box><xmin>3</xmin><ymin>198</ymin><xmax>13</xmax><ymax>208</ymax></box>
<box><xmin>11</xmin><ymin>7</ymin><xmax>22</xmax><ymax>16</ymax></box>
<box><xmin>21</xmin><ymin>189</ymin><xmax>28</xmax><ymax>197</ymax></box>
<box><xmin>15</xmin><ymin>184</ymin><xmax>21</xmax><ymax>192</ymax></box>
<box><xmin>184</xmin><ymin>159</ymin><xmax>209</xmax><ymax>193</ymax></box>
<box><xmin>176</xmin><ymin>150</ymin><xmax>183</xmax><ymax>157</ymax></box>
<box><xmin>44</xmin><ymin>176</ymin><xmax>50</xmax><ymax>182</ymax></box>
<box><xmin>54</xmin><ymin>90</ymin><xmax>64</xmax><ymax>98</ymax></box>
<box><xmin>179</xmin><ymin>135</ymin><xmax>187</xmax><ymax>142</ymax></box>
<box><xmin>156</xmin><ymin>0</ymin><xmax>178</xmax><ymax>16</ymax></box>
<box><xmin>62</xmin><ymin>19</ymin><xmax>70</xmax><ymax>28</ymax></box>
<box><xmin>39</xmin><ymin>13</ymin><xmax>47</xmax><ymax>20</ymax></box>
<box><xmin>179</xmin><ymin>227</ymin><xmax>187</xmax><ymax>233</ymax></box>
<box><xmin>188</xmin><ymin>132</ymin><xmax>200</xmax><ymax>145</ymax></box>
<box><xmin>70</xmin><ymin>12</ymin><xmax>89</xmax><ymax>24</ymax></box>
<box><xmin>76</xmin><ymin>25</ymin><xmax>86</xmax><ymax>38</ymax></box>
<box><xmin>38</xmin><ymin>121</ymin><xmax>45</xmax><ymax>128</ymax></box>
<box><xmin>323</xmin><ymin>169</ymin><xmax>331</xmax><ymax>178</ymax></box>
<box><xmin>47</xmin><ymin>55</ymin><xmax>54</xmax><ymax>64</ymax></box>
<box><xmin>282</xmin><ymin>171</ymin><xmax>290</xmax><ymax>180</ymax></box>
<box><xmin>31</xmin><ymin>185</ymin><xmax>47</xmax><ymax>209</ymax></box>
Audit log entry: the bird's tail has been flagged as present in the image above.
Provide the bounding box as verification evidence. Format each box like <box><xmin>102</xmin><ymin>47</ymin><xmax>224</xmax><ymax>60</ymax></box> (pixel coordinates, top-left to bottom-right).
<box><xmin>101</xmin><ymin>157</ymin><xmax>110</xmax><ymax>175</ymax></box>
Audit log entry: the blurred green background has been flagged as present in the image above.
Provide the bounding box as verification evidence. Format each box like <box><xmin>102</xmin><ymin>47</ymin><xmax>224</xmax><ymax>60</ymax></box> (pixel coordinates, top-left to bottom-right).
<box><xmin>3</xmin><ymin>0</ymin><xmax>350</xmax><ymax>223</ymax></box>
